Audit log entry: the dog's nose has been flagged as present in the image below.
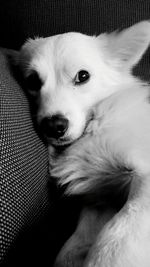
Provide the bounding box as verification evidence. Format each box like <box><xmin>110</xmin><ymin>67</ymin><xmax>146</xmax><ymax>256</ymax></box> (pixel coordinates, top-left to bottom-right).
<box><xmin>41</xmin><ymin>114</ymin><xmax>69</xmax><ymax>139</ymax></box>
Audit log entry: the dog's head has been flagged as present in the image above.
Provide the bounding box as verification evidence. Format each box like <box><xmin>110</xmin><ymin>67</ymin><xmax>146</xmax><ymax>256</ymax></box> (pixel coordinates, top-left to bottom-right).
<box><xmin>16</xmin><ymin>21</ymin><xmax>150</xmax><ymax>147</ymax></box>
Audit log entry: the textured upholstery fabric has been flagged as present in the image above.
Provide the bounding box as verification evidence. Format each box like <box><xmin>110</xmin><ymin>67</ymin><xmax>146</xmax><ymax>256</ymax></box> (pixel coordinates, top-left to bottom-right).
<box><xmin>0</xmin><ymin>49</ymin><xmax>48</xmax><ymax>264</ymax></box>
<box><xmin>0</xmin><ymin>1</ymin><xmax>150</xmax><ymax>266</ymax></box>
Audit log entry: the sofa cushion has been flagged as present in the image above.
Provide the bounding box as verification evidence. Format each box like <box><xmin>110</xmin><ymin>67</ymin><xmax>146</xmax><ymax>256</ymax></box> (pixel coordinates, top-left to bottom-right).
<box><xmin>0</xmin><ymin>48</ymin><xmax>51</xmax><ymax>264</ymax></box>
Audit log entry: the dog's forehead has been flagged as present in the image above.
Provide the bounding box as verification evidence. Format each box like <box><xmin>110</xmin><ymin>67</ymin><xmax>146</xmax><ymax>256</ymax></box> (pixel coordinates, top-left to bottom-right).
<box><xmin>54</xmin><ymin>32</ymin><xmax>95</xmax><ymax>51</ymax></box>
<box><xmin>22</xmin><ymin>32</ymin><xmax>102</xmax><ymax>78</ymax></box>
<box><xmin>49</xmin><ymin>33</ymin><xmax>102</xmax><ymax>72</ymax></box>
<box><xmin>38</xmin><ymin>33</ymin><xmax>99</xmax><ymax>62</ymax></box>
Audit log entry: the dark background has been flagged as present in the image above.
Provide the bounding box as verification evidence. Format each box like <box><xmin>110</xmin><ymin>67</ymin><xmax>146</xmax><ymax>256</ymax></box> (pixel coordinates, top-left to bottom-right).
<box><xmin>0</xmin><ymin>1</ymin><xmax>150</xmax><ymax>266</ymax></box>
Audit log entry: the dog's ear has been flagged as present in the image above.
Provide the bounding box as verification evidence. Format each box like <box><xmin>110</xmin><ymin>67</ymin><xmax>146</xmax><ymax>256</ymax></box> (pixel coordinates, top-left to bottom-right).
<box><xmin>8</xmin><ymin>42</ymin><xmax>31</xmax><ymax>79</ymax></box>
<box><xmin>8</xmin><ymin>40</ymin><xmax>36</xmax><ymax>90</ymax></box>
<box><xmin>9</xmin><ymin>38</ymin><xmax>42</xmax><ymax>83</ymax></box>
<box><xmin>7</xmin><ymin>49</ymin><xmax>25</xmax><ymax>86</ymax></box>
<box><xmin>99</xmin><ymin>21</ymin><xmax>150</xmax><ymax>69</ymax></box>
<box><xmin>15</xmin><ymin>40</ymin><xmax>34</xmax><ymax>74</ymax></box>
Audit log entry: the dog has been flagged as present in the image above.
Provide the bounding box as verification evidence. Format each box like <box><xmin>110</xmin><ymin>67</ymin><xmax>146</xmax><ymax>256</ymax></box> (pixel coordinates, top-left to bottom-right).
<box><xmin>15</xmin><ymin>21</ymin><xmax>150</xmax><ymax>266</ymax></box>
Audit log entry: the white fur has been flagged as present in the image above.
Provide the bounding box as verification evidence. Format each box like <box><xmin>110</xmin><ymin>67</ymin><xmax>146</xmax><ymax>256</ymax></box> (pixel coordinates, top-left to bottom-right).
<box><xmin>17</xmin><ymin>21</ymin><xmax>150</xmax><ymax>146</ymax></box>
<box><xmin>18</xmin><ymin>21</ymin><xmax>150</xmax><ymax>266</ymax></box>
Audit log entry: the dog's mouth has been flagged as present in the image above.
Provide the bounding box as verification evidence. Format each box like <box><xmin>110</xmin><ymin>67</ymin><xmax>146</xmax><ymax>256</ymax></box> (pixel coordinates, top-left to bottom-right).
<box><xmin>49</xmin><ymin>137</ymin><xmax>73</xmax><ymax>148</ymax></box>
<box><xmin>54</xmin><ymin>113</ymin><xmax>94</xmax><ymax>148</ymax></box>
<box><xmin>82</xmin><ymin>111</ymin><xmax>95</xmax><ymax>135</ymax></box>
<box><xmin>40</xmin><ymin>110</ymin><xmax>95</xmax><ymax>149</ymax></box>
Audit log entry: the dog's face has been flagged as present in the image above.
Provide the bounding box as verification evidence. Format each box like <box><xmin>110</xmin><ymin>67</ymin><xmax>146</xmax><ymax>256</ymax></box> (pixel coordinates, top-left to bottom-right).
<box><xmin>17</xmin><ymin>21</ymin><xmax>150</xmax><ymax>147</ymax></box>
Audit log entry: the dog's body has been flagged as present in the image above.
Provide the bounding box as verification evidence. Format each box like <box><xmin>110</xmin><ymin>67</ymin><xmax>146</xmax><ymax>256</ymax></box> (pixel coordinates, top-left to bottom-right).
<box><xmin>16</xmin><ymin>21</ymin><xmax>150</xmax><ymax>266</ymax></box>
<box><xmin>53</xmin><ymin>84</ymin><xmax>150</xmax><ymax>267</ymax></box>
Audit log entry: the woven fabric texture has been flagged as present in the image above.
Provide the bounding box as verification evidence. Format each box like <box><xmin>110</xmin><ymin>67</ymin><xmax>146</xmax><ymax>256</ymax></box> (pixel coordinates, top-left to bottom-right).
<box><xmin>0</xmin><ymin>49</ymin><xmax>50</xmax><ymax>265</ymax></box>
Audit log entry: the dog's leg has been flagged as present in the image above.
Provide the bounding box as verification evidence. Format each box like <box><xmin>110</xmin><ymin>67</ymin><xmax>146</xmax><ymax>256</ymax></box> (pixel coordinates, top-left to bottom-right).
<box><xmin>84</xmin><ymin>175</ymin><xmax>150</xmax><ymax>267</ymax></box>
<box><xmin>54</xmin><ymin>207</ymin><xmax>115</xmax><ymax>267</ymax></box>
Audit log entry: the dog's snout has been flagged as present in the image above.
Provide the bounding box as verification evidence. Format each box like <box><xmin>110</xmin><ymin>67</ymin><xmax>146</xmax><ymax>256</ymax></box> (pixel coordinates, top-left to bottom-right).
<box><xmin>41</xmin><ymin>114</ymin><xmax>69</xmax><ymax>139</ymax></box>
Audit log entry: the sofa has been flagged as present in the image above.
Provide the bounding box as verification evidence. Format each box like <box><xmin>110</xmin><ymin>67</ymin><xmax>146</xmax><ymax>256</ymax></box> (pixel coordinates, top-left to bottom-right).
<box><xmin>1</xmin><ymin>1</ymin><xmax>150</xmax><ymax>266</ymax></box>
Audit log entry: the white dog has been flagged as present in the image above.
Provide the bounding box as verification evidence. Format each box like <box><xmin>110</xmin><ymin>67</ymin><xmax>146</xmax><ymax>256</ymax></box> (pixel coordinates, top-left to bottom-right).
<box><xmin>16</xmin><ymin>21</ymin><xmax>150</xmax><ymax>266</ymax></box>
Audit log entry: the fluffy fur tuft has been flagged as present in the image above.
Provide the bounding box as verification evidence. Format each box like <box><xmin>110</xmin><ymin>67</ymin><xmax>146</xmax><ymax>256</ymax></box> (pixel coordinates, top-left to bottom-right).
<box><xmin>51</xmin><ymin>134</ymin><xmax>133</xmax><ymax>196</ymax></box>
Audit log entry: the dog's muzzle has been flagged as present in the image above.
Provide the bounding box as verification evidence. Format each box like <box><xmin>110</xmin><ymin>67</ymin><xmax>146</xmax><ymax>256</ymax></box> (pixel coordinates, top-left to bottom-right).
<box><xmin>40</xmin><ymin>114</ymin><xmax>69</xmax><ymax>140</ymax></box>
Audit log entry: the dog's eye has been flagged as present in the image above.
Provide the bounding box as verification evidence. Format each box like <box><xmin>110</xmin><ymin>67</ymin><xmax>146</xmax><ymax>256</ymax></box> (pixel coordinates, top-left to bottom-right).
<box><xmin>74</xmin><ymin>70</ymin><xmax>90</xmax><ymax>85</ymax></box>
<box><xmin>25</xmin><ymin>71</ymin><xmax>43</xmax><ymax>95</ymax></box>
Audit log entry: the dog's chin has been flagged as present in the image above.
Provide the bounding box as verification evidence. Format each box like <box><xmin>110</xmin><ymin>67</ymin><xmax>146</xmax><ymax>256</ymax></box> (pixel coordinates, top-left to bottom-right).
<box><xmin>50</xmin><ymin>119</ymin><xmax>94</xmax><ymax>149</ymax></box>
<box><xmin>47</xmin><ymin>137</ymin><xmax>74</xmax><ymax>148</ymax></box>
